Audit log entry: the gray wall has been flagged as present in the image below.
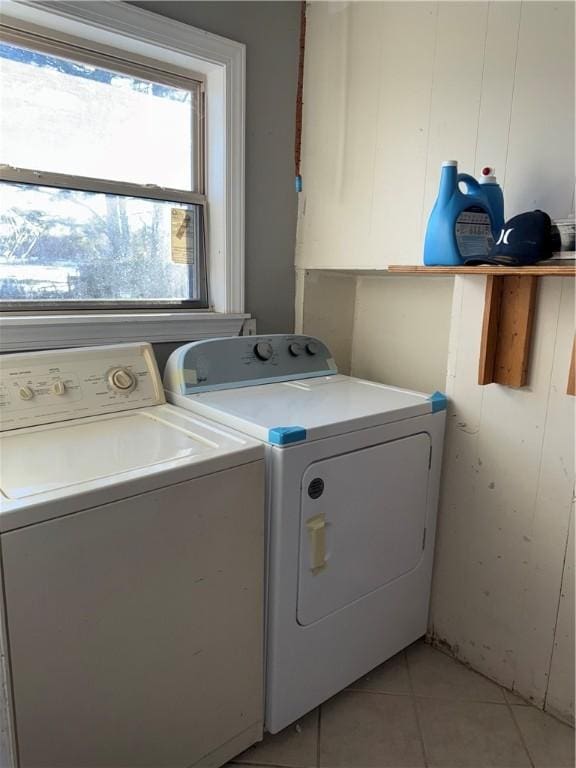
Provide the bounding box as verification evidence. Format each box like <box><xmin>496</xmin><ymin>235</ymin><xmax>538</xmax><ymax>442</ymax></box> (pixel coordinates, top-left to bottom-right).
<box><xmin>133</xmin><ymin>1</ymin><xmax>300</xmax><ymax>334</ymax></box>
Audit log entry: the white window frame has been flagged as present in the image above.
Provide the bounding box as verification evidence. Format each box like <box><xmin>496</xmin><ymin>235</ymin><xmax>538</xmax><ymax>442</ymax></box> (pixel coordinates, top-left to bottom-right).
<box><xmin>0</xmin><ymin>0</ymin><xmax>248</xmax><ymax>351</ymax></box>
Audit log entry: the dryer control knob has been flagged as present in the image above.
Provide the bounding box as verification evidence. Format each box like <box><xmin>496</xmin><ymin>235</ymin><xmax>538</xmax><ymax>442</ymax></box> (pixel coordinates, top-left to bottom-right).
<box><xmin>18</xmin><ymin>385</ymin><xmax>34</xmax><ymax>401</ymax></box>
<box><xmin>51</xmin><ymin>381</ymin><xmax>66</xmax><ymax>396</ymax></box>
<box><xmin>288</xmin><ymin>342</ymin><xmax>304</xmax><ymax>357</ymax></box>
<box><xmin>108</xmin><ymin>367</ymin><xmax>137</xmax><ymax>392</ymax></box>
<box><xmin>306</xmin><ymin>341</ymin><xmax>320</xmax><ymax>356</ymax></box>
<box><xmin>254</xmin><ymin>342</ymin><xmax>274</xmax><ymax>361</ymax></box>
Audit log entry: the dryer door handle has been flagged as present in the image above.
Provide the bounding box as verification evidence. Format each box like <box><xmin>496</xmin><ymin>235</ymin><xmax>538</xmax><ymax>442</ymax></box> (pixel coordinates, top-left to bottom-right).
<box><xmin>306</xmin><ymin>514</ymin><xmax>327</xmax><ymax>573</ymax></box>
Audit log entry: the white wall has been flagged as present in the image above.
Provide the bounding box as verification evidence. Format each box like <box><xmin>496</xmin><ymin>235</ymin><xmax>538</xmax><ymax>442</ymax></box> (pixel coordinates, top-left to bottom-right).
<box><xmin>428</xmin><ymin>0</ymin><xmax>575</xmax><ymax>723</ymax></box>
<box><xmin>351</xmin><ymin>276</ymin><xmax>453</xmax><ymax>393</ymax></box>
<box><xmin>296</xmin><ymin>271</ymin><xmax>453</xmax><ymax>392</ymax></box>
<box><xmin>295</xmin><ymin>270</ymin><xmax>357</xmax><ymax>374</ymax></box>
<box><xmin>297</xmin><ymin>1</ymin><xmax>575</xmax><ymax>722</ymax></box>
<box><xmin>296</xmin><ymin>1</ymin><xmax>439</xmax><ymax>269</ymax></box>
<box><xmin>547</xmin><ymin>506</ymin><xmax>574</xmax><ymax>722</ymax></box>
<box><xmin>432</xmin><ymin>276</ymin><xmax>574</xmax><ymax>723</ymax></box>
<box><xmin>296</xmin><ymin>1</ymin><xmax>574</xmax><ymax>272</ymax></box>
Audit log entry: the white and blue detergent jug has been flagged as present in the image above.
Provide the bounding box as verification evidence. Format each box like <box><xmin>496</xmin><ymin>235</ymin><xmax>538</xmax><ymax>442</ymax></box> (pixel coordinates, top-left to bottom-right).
<box><xmin>424</xmin><ymin>161</ymin><xmax>504</xmax><ymax>266</ymax></box>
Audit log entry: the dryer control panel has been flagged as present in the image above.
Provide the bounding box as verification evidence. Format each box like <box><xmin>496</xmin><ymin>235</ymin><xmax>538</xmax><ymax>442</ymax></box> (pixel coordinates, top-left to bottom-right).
<box><xmin>164</xmin><ymin>335</ymin><xmax>338</xmax><ymax>394</ymax></box>
<box><xmin>0</xmin><ymin>343</ymin><xmax>164</xmax><ymax>431</ymax></box>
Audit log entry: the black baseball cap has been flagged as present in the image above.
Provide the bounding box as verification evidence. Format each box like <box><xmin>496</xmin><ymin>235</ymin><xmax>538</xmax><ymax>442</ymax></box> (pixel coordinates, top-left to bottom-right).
<box><xmin>464</xmin><ymin>210</ymin><xmax>553</xmax><ymax>266</ymax></box>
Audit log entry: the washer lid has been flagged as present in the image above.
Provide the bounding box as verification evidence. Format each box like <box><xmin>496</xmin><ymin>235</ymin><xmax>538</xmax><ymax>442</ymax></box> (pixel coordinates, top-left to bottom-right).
<box><xmin>170</xmin><ymin>375</ymin><xmax>443</xmax><ymax>445</ymax></box>
<box><xmin>0</xmin><ymin>406</ymin><xmax>261</xmax><ymax>502</ymax></box>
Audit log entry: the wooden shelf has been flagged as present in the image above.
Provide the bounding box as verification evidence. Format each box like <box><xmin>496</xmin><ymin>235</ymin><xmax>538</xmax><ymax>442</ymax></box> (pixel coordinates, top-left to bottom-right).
<box><xmin>387</xmin><ymin>265</ymin><xmax>576</xmax><ymax>276</ymax></box>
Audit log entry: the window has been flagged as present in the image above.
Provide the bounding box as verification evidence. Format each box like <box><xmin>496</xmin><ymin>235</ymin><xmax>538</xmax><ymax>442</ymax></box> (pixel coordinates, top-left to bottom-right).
<box><xmin>0</xmin><ymin>30</ymin><xmax>208</xmax><ymax>308</ymax></box>
<box><xmin>0</xmin><ymin>0</ymin><xmax>246</xmax><ymax>349</ymax></box>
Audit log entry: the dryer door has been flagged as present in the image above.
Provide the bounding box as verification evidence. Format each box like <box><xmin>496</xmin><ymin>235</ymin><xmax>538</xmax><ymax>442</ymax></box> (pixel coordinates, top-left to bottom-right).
<box><xmin>297</xmin><ymin>433</ymin><xmax>431</xmax><ymax>626</ymax></box>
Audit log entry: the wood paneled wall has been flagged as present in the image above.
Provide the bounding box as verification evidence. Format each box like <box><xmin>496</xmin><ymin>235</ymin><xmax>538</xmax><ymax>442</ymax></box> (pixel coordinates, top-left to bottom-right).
<box><xmin>296</xmin><ymin>2</ymin><xmax>574</xmax><ymax>270</ymax></box>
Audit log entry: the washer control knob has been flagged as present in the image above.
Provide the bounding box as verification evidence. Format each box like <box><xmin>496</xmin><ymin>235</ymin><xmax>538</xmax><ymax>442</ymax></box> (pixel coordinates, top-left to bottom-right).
<box><xmin>254</xmin><ymin>341</ymin><xmax>274</xmax><ymax>361</ymax></box>
<box><xmin>51</xmin><ymin>381</ymin><xmax>66</xmax><ymax>396</ymax></box>
<box><xmin>18</xmin><ymin>385</ymin><xmax>34</xmax><ymax>401</ymax></box>
<box><xmin>108</xmin><ymin>367</ymin><xmax>137</xmax><ymax>392</ymax></box>
<box><xmin>306</xmin><ymin>341</ymin><xmax>320</xmax><ymax>356</ymax></box>
<box><xmin>288</xmin><ymin>342</ymin><xmax>304</xmax><ymax>357</ymax></box>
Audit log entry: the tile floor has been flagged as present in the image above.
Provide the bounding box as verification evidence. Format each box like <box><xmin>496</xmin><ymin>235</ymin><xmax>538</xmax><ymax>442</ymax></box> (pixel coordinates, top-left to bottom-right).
<box><xmin>229</xmin><ymin>640</ymin><xmax>574</xmax><ymax>768</ymax></box>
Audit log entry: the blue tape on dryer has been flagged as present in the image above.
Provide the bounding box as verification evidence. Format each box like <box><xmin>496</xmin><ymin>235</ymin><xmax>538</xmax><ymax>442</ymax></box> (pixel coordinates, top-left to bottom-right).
<box><xmin>268</xmin><ymin>426</ymin><xmax>308</xmax><ymax>445</ymax></box>
<box><xmin>428</xmin><ymin>391</ymin><xmax>448</xmax><ymax>413</ymax></box>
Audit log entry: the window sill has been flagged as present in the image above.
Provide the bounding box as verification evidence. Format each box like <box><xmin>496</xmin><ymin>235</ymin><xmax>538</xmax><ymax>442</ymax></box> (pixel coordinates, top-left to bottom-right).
<box><xmin>0</xmin><ymin>311</ymin><xmax>251</xmax><ymax>352</ymax></box>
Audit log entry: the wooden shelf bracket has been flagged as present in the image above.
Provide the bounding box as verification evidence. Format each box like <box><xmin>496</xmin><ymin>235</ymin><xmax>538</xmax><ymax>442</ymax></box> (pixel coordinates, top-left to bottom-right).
<box><xmin>478</xmin><ymin>275</ymin><xmax>538</xmax><ymax>387</ymax></box>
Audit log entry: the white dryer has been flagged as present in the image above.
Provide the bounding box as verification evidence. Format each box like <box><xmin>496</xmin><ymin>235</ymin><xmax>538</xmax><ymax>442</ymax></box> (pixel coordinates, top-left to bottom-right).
<box><xmin>164</xmin><ymin>334</ymin><xmax>447</xmax><ymax>733</ymax></box>
<box><xmin>0</xmin><ymin>343</ymin><xmax>265</xmax><ymax>768</ymax></box>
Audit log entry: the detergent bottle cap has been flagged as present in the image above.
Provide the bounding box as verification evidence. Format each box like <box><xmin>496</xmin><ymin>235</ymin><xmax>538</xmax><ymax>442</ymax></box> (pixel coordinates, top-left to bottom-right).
<box><xmin>479</xmin><ymin>166</ymin><xmax>498</xmax><ymax>184</ymax></box>
<box><xmin>442</xmin><ymin>160</ymin><xmax>458</xmax><ymax>167</ymax></box>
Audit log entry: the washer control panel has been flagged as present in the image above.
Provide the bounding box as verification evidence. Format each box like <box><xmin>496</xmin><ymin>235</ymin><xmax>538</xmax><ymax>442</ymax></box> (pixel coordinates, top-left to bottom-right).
<box><xmin>164</xmin><ymin>335</ymin><xmax>338</xmax><ymax>394</ymax></box>
<box><xmin>0</xmin><ymin>343</ymin><xmax>164</xmax><ymax>431</ymax></box>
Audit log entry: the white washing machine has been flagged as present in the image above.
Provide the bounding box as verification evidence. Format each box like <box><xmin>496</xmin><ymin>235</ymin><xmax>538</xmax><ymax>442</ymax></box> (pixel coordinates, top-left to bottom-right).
<box><xmin>0</xmin><ymin>343</ymin><xmax>265</xmax><ymax>768</ymax></box>
<box><xmin>164</xmin><ymin>334</ymin><xmax>447</xmax><ymax>733</ymax></box>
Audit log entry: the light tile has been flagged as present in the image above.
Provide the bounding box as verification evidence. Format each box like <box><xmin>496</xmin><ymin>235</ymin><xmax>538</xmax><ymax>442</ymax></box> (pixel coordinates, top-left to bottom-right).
<box><xmin>233</xmin><ymin>709</ymin><xmax>318</xmax><ymax>767</ymax></box>
<box><xmin>320</xmin><ymin>691</ymin><xmax>425</xmax><ymax>767</ymax></box>
<box><xmin>407</xmin><ymin>641</ymin><xmax>505</xmax><ymax>702</ymax></box>
<box><xmin>417</xmin><ymin>698</ymin><xmax>531</xmax><ymax>767</ymax></box>
<box><xmin>348</xmin><ymin>651</ymin><xmax>411</xmax><ymax>695</ymax></box>
<box><xmin>512</xmin><ymin>705</ymin><xmax>575</xmax><ymax>768</ymax></box>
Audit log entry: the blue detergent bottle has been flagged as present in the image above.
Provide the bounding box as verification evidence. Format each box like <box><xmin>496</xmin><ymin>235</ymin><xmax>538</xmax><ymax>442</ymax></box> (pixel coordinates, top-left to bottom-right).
<box><xmin>423</xmin><ymin>161</ymin><xmax>505</xmax><ymax>266</ymax></box>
